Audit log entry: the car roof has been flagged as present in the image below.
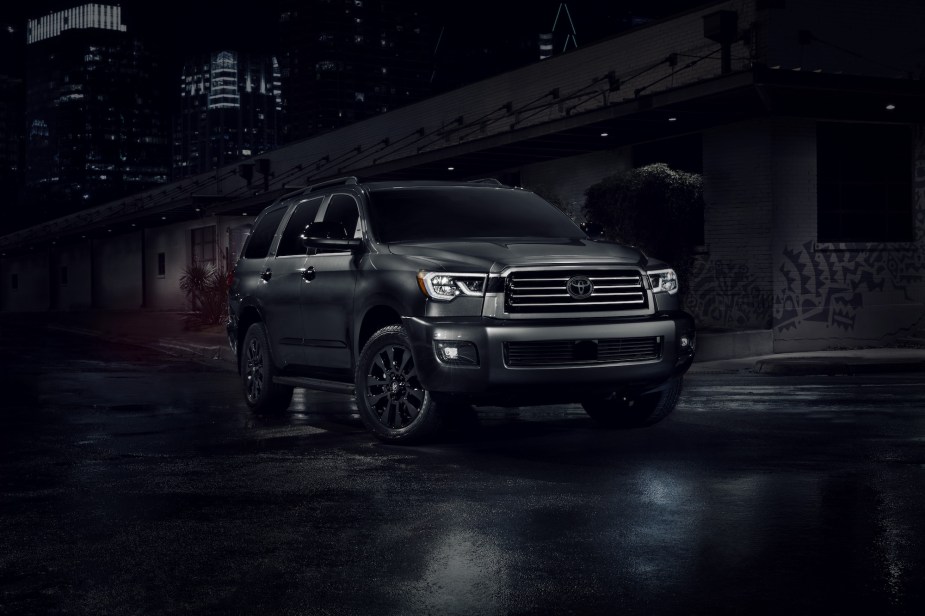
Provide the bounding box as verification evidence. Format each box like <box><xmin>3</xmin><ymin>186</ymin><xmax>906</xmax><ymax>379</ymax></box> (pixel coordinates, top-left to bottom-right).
<box><xmin>361</xmin><ymin>179</ymin><xmax>512</xmax><ymax>191</ymax></box>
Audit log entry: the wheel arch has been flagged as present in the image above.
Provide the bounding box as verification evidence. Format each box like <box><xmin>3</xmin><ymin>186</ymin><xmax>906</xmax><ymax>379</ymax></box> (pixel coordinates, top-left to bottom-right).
<box><xmin>236</xmin><ymin>303</ymin><xmax>265</xmax><ymax>371</ymax></box>
<box><xmin>356</xmin><ymin>304</ymin><xmax>403</xmax><ymax>358</ymax></box>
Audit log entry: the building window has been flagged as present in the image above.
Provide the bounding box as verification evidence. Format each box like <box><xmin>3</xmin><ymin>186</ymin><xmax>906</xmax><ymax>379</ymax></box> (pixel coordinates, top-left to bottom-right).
<box><xmin>191</xmin><ymin>225</ymin><xmax>216</xmax><ymax>265</ymax></box>
<box><xmin>60</xmin><ymin>266</ymin><xmax>68</xmax><ymax>286</ymax></box>
<box><xmin>10</xmin><ymin>273</ymin><xmax>17</xmax><ymax>291</ymax></box>
<box><xmin>157</xmin><ymin>252</ymin><xmax>166</xmax><ymax>277</ymax></box>
<box><xmin>817</xmin><ymin>122</ymin><xmax>913</xmax><ymax>242</ymax></box>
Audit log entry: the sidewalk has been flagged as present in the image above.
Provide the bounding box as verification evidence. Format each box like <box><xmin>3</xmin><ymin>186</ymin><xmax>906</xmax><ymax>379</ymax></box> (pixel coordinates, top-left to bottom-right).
<box><xmin>30</xmin><ymin>309</ymin><xmax>925</xmax><ymax>376</ymax></box>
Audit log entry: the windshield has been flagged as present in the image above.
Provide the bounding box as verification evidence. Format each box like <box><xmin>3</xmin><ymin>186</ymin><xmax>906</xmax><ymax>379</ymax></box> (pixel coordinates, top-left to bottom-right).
<box><xmin>366</xmin><ymin>186</ymin><xmax>585</xmax><ymax>243</ymax></box>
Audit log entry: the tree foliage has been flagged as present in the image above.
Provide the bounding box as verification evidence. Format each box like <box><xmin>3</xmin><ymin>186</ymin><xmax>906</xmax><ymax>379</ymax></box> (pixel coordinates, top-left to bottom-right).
<box><xmin>583</xmin><ymin>163</ymin><xmax>704</xmax><ymax>287</ymax></box>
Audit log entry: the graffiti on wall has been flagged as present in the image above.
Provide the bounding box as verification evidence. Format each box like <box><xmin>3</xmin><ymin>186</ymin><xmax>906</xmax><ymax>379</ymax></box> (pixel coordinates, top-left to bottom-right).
<box><xmin>773</xmin><ymin>128</ymin><xmax>925</xmax><ymax>337</ymax></box>
<box><xmin>774</xmin><ymin>180</ymin><xmax>925</xmax><ymax>335</ymax></box>
<box><xmin>685</xmin><ymin>256</ymin><xmax>773</xmax><ymax>329</ymax></box>
<box><xmin>774</xmin><ymin>241</ymin><xmax>923</xmax><ymax>333</ymax></box>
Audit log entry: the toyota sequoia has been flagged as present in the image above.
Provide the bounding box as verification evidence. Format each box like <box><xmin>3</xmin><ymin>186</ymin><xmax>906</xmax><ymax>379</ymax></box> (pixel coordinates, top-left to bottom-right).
<box><xmin>227</xmin><ymin>177</ymin><xmax>696</xmax><ymax>443</ymax></box>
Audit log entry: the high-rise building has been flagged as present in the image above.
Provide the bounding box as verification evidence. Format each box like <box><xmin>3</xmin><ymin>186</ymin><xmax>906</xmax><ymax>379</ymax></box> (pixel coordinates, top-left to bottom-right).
<box><xmin>278</xmin><ymin>0</ymin><xmax>434</xmax><ymax>141</ymax></box>
<box><xmin>23</xmin><ymin>4</ymin><xmax>168</xmax><ymax>223</ymax></box>
<box><xmin>172</xmin><ymin>51</ymin><xmax>283</xmax><ymax>179</ymax></box>
<box><xmin>0</xmin><ymin>20</ymin><xmax>26</xmax><ymax>234</ymax></box>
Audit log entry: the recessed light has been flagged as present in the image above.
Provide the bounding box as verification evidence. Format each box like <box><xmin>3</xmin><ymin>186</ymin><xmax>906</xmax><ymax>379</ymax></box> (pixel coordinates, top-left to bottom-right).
<box><xmin>600</xmin><ymin>132</ymin><xmax>609</xmax><ymax>137</ymax></box>
<box><xmin>107</xmin><ymin>229</ymin><xmax>112</xmax><ymax>232</ymax></box>
<box><xmin>447</xmin><ymin>166</ymin><xmax>455</xmax><ymax>171</ymax></box>
<box><xmin>886</xmin><ymin>104</ymin><xmax>896</xmax><ymax>110</ymax></box>
<box><xmin>131</xmin><ymin>223</ymin><xmax>136</xmax><ymax>227</ymax></box>
<box><xmin>668</xmin><ymin>117</ymin><xmax>677</xmax><ymax>122</ymax></box>
<box><xmin>195</xmin><ymin>208</ymin><xmax>201</xmax><ymax>212</ymax></box>
<box><xmin>242</xmin><ymin>213</ymin><xmax>248</xmax><ymax>216</ymax></box>
<box><xmin>161</xmin><ymin>216</ymin><xmax>166</xmax><ymax>220</ymax></box>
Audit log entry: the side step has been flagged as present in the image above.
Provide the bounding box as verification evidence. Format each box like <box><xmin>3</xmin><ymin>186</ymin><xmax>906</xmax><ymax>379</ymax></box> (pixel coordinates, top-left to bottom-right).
<box><xmin>273</xmin><ymin>376</ymin><xmax>356</xmax><ymax>395</ymax></box>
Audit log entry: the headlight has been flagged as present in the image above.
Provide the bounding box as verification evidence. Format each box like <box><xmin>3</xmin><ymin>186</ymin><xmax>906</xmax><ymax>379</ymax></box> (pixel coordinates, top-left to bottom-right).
<box><xmin>417</xmin><ymin>271</ymin><xmax>487</xmax><ymax>301</ymax></box>
<box><xmin>648</xmin><ymin>269</ymin><xmax>679</xmax><ymax>295</ymax></box>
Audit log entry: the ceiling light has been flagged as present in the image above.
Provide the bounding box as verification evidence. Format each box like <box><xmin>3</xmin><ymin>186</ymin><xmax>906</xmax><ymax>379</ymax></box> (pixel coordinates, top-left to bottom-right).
<box><xmin>161</xmin><ymin>216</ymin><xmax>166</xmax><ymax>220</ymax></box>
<box><xmin>447</xmin><ymin>166</ymin><xmax>455</xmax><ymax>171</ymax></box>
<box><xmin>885</xmin><ymin>104</ymin><xmax>896</xmax><ymax>110</ymax></box>
<box><xmin>600</xmin><ymin>132</ymin><xmax>609</xmax><ymax>137</ymax></box>
<box><xmin>668</xmin><ymin>117</ymin><xmax>677</xmax><ymax>122</ymax></box>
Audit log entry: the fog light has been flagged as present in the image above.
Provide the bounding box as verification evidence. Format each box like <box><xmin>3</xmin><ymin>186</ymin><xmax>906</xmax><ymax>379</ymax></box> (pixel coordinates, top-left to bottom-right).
<box><xmin>680</xmin><ymin>336</ymin><xmax>690</xmax><ymax>348</ymax></box>
<box><xmin>678</xmin><ymin>333</ymin><xmax>696</xmax><ymax>353</ymax></box>
<box><xmin>434</xmin><ymin>340</ymin><xmax>479</xmax><ymax>366</ymax></box>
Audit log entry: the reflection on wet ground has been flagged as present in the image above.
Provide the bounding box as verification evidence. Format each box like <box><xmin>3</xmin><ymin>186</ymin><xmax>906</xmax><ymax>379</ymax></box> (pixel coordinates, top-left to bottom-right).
<box><xmin>1</xmin><ymin>326</ymin><xmax>924</xmax><ymax>615</ymax></box>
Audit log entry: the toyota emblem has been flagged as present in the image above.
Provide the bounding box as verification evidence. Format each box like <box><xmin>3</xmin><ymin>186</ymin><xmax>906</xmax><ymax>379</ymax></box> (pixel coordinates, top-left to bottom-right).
<box><xmin>566</xmin><ymin>275</ymin><xmax>593</xmax><ymax>299</ymax></box>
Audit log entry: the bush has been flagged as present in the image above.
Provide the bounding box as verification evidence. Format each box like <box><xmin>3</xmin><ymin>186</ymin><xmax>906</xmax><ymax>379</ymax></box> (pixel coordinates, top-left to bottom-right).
<box><xmin>179</xmin><ymin>260</ymin><xmax>230</xmax><ymax>328</ymax></box>
<box><xmin>583</xmin><ymin>163</ymin><xmax>704</xmax><ymax>289</ymax></box>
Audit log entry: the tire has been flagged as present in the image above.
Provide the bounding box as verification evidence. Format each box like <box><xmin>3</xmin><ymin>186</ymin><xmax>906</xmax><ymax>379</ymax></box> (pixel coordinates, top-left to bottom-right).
<box><xmin>355</xmin><ymin>325</ymin><xmax>445</xmax><ymax>444</ymax></box>
<box><xmin>240</xmin><ymin>322</ymin><xmax>293</xmax><ymax>414</ymax></box>
<box><xmin>582</xmin><ymin>377</ymin><xmax>682</xmax><ymax>429</ymax></box>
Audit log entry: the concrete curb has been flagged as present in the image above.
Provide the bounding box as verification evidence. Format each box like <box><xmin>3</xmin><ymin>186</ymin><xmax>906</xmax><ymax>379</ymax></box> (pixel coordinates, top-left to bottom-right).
<box><xmin>754</xmin><ymin>358</ymin><xmax>925</xmax><ymax>376</ymax></box>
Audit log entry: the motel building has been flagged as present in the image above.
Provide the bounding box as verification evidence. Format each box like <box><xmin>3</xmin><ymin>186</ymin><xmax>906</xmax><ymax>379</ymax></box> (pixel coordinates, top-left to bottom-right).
<box><xmin>2</xmin><ymin>0</ymin><xmax>925</xmax><ymax>354</ymax></box>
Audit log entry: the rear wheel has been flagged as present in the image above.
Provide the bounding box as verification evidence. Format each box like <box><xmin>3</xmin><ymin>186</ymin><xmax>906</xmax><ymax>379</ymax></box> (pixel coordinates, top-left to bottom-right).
<box><xmin>582</xmin><ymin>377</ymin><xmax>682</xmax><ymax>429</ymax></box>
<box><xmin>355</xmin><ymin>325</ymin><xmax>445</xmax><ymax>443</ymax></box>
<box><xmin>240</xmin><ymin>322</ymin><xmax>293</xmax><ymax>414</ymax></box>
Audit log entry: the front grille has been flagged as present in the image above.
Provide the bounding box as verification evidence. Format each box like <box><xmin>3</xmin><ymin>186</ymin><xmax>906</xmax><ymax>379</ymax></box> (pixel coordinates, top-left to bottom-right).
<box><xmin>505</xmin><ymin>269</ymin><xmax>647</xmax><ymax>313</ymax></box>
<box><xmin>504</xmin><ymin>337</ymin><xmax>662</xmax><ymax>367</ymax></box>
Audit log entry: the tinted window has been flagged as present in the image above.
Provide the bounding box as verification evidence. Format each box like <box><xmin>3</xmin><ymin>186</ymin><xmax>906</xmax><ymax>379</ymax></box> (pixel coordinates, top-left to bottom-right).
<box><xmin>278</xmin><ymin>197</ymin><xmax>323</xmax><ymax>256</ymax></box>
<box><xmin>367</xmin><ymin>187</ymin><xmax>583</xmax><ymax>243</ymax></box>
<box><xmin>243</xmin><ymin>206</ymin><xmax>286</xmax><ymax>259</ymax></box>
<box><xmin>323</xmin><ymin>194</ymin><xmax>361</xmax><ymax>238</ymax></box>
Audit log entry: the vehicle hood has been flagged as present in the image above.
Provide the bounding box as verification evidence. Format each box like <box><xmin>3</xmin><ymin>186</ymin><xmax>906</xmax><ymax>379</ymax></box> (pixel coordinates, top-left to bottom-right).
<box><xmin>387</xmin><ymin>238</ymin><xmax>646</xmax><ymax>273</ymax></box>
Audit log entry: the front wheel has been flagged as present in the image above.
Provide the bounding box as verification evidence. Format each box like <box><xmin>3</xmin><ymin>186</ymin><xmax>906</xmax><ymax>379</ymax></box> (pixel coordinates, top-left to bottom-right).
<box><xmin>582</xmin><ymin>377</ymin><xmax>682</xmax><ymax>429</ymax></box>
<box><xmin>355</xmin><ymin>325</ymin><xmax>445</xmax><ymax>444</ymax></box>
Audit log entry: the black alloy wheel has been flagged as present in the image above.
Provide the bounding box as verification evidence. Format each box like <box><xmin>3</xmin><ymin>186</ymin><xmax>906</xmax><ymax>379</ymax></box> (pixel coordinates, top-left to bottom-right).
<box><xmin>240</xmin><ymin>322</ymin><xmax>293</xmax><ymax>414</ymax></box>
<box><xmin>355</xmin><ymin>325</ymin><xmax>444</xmax><ymax>443</ymax></box>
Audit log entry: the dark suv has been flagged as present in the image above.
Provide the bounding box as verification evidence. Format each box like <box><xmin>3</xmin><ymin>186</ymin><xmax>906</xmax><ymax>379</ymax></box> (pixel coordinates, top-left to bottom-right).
<box><xmin>227</xmin><ymin>177</ymin><xmax>695</xmax><ymax>442</ymax></box>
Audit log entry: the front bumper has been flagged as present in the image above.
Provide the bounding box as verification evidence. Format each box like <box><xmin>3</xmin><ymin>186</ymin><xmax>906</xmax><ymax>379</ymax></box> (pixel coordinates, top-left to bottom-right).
<box><xmin>403</xmin><ymin>312</ymin><xmax>695</xmax><ymax>402</ymax></box>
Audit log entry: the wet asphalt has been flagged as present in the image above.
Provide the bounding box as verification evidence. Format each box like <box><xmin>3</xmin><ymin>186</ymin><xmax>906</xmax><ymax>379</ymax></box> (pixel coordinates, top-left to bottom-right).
<box><xmin>1</xmin><ymin>324</ymin><xmax>924</xmax><ymax>616</ymax></box>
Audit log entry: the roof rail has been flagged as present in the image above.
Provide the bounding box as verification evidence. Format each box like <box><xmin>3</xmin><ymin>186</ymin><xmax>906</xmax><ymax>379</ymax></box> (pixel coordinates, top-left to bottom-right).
<box><xmin>467</xmin><ymin>178</ymin><xmax>504</xmax><ymax>186</ymax></box>
<box><xmin>306</xmin><ymin>176</ymin><xmax>359</xmax><ymax>193</ymax></box>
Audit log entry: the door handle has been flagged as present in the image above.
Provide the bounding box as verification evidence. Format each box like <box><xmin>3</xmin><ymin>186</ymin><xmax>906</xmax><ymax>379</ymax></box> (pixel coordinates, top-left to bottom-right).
<box><xmin>260</xmin><ymin>268</ymin><xmax>272</xmax><ymax>281</ymax></box>
<box><xmin>302</xmin><ymin>266</ymin><xmax>315</xmax><ymax>281</ymax></box>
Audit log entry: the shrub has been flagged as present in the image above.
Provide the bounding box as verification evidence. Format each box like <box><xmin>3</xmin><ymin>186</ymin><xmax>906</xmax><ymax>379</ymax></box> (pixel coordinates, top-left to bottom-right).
<box><xmin>583</xmin><ymin>163</ymin><xmax>704</xmax><ymax>289</ymax></box>
<box><xmin>179</xmin><ymin>260</ymin><xmax>229</xmax><ymax>328</ymax></box>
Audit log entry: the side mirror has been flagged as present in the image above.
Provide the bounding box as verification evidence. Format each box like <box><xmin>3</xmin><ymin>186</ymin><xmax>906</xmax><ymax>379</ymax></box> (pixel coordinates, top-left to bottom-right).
<box><xmin>301</xmin><ymin>222</ymin><xmax>363</xmax><ymax>252</ymax></box>
<box><xmin>580</xmin><ymin>221</ymin><xmax>605</xmax><ymax>239</ymax></box>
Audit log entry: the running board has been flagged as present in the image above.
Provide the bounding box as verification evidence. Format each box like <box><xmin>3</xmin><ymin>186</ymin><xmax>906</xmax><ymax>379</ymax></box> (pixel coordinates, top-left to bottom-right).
<box><xmin>273</xmin><ymin>376</ymin><xmax>356</xmax><ymax>395</ymax></box>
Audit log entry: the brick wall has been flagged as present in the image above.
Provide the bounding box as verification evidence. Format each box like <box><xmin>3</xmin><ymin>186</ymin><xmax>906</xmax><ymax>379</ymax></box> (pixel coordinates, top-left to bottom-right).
<box><xmin>688</xmin><ymin>118</ymin><xmax>774</xmax><ymax>329</ymax></box>
<box><xmin>771</xmin><ymin>121</ymin><xmax>925</xmax><ymax>351</ymax></box>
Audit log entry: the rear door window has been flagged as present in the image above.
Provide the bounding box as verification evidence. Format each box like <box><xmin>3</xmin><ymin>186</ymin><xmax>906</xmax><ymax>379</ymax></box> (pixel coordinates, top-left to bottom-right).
<box><xmin>278</xmin><ymin>197</ymin><xmax>324</xmax><ymax>256</ymax></box>
<box><xmin>243</xmin><ymin>206</ymin><xmax>287</xmax><ymax>259</ymax></box>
